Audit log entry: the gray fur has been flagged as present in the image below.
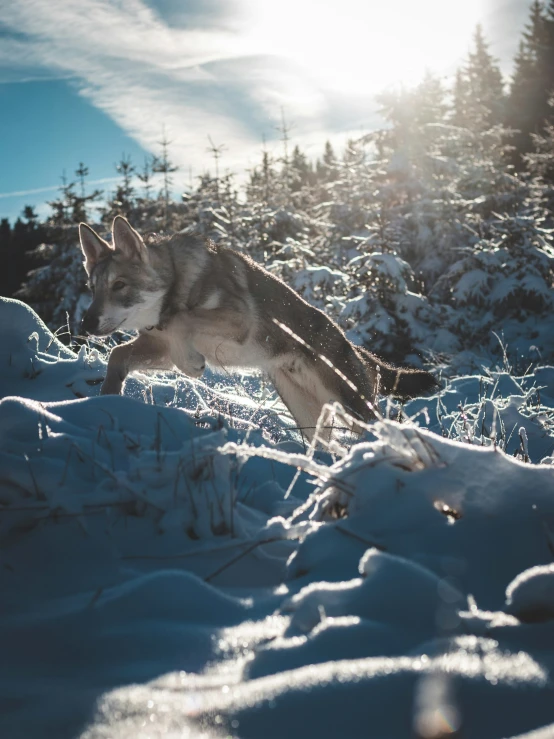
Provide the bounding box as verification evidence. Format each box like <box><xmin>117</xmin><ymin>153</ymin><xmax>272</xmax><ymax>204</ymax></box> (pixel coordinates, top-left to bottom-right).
<box><xmin>80</xmin><ymin>217</ymin><xmax>437</xmax><ymax>441</ymax></box>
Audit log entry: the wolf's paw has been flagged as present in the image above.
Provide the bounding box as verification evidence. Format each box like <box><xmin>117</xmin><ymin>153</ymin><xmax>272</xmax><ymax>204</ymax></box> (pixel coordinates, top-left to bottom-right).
<box><xmin>100</xmin><ymin>377</ymin><xmax>123</xmax><ymax>395</ymax></box>
<box><xmin>187</xmin><ymin>358</ymin><xmax>206</xmax><ymax>379</ymax></box>
<box><xmin>184</xmin><ymin>348</ymin><xmax>206</xmax><ymax>378</ymax></box>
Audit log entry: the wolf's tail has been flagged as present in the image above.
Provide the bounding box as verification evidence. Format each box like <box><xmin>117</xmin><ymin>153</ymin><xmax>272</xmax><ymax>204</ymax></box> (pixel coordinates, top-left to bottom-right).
<box><xmin>356</xmin><ymin>346</ymin><xmax>439</xmax><ymax>400</ymax></box>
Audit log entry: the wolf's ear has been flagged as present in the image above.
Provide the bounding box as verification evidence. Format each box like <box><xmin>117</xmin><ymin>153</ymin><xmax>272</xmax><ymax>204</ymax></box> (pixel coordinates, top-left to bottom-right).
<box><xmin>112</xmin><ymin>216</ymin><xmax>148</xmax><ymax>263</ymax></box>
<box><xmin>79</xmin><ymin>223</ymin><xmax>112</xmax><ymax>275</ymax></box>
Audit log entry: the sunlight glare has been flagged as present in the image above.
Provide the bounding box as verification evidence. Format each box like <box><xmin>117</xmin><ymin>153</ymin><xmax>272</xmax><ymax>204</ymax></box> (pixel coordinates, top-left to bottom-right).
<box><xmin>244</xmin><ymin>0</ymin><xmax>483</xmax><ymax>92</ymax></box>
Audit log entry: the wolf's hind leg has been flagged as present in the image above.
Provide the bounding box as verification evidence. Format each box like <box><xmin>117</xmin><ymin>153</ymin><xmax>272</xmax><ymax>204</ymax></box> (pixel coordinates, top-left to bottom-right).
<box><xmin>270</xmin><ymin>367</ymin><xmax>322</xmax><ymax>443</ymax></box>
<box><xmin>101</xmin><ymin>333</ymin><xmax>175</xmax><ymax>395</ymax></box>
<box><xmin>271</xmin><ymin>360</ymin><xmax>372</xmax><ymax>444</ymax></box>
<box><xmin>270</xmin><ymin>361</ymin><xmax>350</xmax><ymax>444</ymax></box>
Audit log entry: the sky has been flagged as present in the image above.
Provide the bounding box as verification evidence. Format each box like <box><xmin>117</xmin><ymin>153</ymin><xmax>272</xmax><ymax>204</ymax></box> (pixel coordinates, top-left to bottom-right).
<box><xmin>0</xmin><ymin>0</ymin><xmax>532</xmax><ymax>224</ymax></box>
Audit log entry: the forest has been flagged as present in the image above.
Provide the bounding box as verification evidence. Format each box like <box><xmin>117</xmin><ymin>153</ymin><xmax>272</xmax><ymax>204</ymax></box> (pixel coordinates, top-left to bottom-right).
<box><xmin>1</xmin><ymin>2</ymin><xmax>553</xmax><ymax>375</ymax></box>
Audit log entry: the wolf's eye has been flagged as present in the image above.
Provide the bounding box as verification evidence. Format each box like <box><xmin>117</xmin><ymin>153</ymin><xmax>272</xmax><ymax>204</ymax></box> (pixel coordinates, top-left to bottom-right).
<box><xmin>112</xmin><ymin>280</ymin><xmax>126</xmax><ymax>291</ymax></box>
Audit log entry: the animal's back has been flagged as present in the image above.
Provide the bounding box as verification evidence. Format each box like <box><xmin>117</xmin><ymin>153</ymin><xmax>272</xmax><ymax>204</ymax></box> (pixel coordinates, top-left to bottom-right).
<box><xmin>232</xmin><ymin>250</ymin><xmax>378</xmax><ymax>421</ymax></box>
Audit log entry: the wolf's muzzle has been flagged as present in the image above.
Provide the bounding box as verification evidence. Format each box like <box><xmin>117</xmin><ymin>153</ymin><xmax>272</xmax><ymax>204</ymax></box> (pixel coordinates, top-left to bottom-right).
<box><xmin>81</xmin><ymin>312</ymin><xmax>99</xmax><ymax>335</ymax></box>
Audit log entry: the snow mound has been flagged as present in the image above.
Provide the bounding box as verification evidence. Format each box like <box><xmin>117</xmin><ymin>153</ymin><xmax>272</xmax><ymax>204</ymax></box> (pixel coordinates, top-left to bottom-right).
<box><xmin>295</xmin><ymin>420</ymin><xmax>554</xmax><ymax>608</ymax></box>
<box><xmin>2</xmin><ymin>297</ymin><xmax>554</xmax><ymax>739</ymax></box>
<box><xmin>506</xmin><ymin>564</ymin><xmax>554</xmax><ymax>623</ymax></box>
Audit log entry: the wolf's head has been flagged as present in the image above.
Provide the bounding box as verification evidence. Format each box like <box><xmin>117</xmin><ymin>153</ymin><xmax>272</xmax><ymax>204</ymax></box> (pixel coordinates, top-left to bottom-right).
<box><xmin>79</xmin><ymin>216</ymin><xmax>166</xmax><ymax>336</ymax></box>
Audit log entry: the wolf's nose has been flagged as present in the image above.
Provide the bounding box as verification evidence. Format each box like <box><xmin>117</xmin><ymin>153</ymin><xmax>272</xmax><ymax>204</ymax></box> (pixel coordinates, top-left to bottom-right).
<box><xmin>81</xmin><ymin>313</ymin><xmax>99</xmax><ymax>334</ymax></box>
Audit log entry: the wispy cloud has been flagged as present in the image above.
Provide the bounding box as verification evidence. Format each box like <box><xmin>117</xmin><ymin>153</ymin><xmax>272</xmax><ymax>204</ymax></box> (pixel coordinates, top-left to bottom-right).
<box><xmin>0</xmin><ymin>0</ymin><xmax>518</xmax><ymax>185</ymax></box>
<box><xmin>0</xmin><ymin>0</ymin><xmax>384</xmax><ymax>179</ymax></box>
<box><xmin>0</xmin><ymin>177</ymin><xmax>121</xmax><ymax>200</ymax></box>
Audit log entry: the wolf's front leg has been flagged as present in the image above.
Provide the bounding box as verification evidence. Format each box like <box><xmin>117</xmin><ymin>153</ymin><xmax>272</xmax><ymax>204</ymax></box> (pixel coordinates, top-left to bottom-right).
<box><xmin>101</xmin><ymin>333</ymin><xmax>175</xmax><ymax>395</ymax></box>
<box><xmin>164</xmin><ymin>317</ymin><xmax>206</xmax><ymax>378</ymax></box>
<box><xmin>170</xmin><ymin>342</ymin><xmax>206</xmax><ymax>378</ymax></box>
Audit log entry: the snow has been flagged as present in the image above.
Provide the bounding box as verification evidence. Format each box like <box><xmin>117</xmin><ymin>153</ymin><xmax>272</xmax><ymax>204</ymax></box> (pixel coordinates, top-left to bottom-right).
<box><xmin>2</xmin><ymin>296</ymin><xmax>554</xmax><ymax>739</ymax></box>
<box><xmin>506</xmin><ymin>564</ymin><xmax>554</xmax><ymax>623</ymax></box>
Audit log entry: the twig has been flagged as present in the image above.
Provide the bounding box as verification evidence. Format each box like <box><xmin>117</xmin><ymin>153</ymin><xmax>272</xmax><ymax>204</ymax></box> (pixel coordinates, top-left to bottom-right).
<box><xmin>335</xmin><ymin>524</ymin><xmax>386</xmax><ymax>551</ymax></box>
<box><xmin>24</xmin><ymin>455</ymin><xmax>44</xmax><ymax>500</ymax></box>
<box><xmin>204</xmin><ymin>535</ymin><xmax>286</xmax><ymax>582</ymax></box>
<box><xmin>122</xmin><ymin>537</ymin><xmax>266</xmax><ymax>561</ymax></box>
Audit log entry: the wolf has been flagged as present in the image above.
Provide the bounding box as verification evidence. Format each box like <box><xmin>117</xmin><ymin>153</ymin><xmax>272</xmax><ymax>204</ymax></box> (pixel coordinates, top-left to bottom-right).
<box><xmin>79</xmin><ymin>216</ymin><xmax>437</xmax><ymax>441</ymax></box>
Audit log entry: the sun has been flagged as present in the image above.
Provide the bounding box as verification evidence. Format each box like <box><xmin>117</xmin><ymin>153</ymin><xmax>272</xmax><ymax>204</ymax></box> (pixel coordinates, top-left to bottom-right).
<box><xmin>243</xmin><ymin>0</ymin><xmax>483</xmax><ymax>93</ymax></box>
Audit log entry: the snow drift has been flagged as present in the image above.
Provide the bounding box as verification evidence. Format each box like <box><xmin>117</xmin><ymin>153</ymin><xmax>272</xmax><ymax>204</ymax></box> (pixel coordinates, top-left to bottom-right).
<box><xmin>1</xmin><ymin>296</ymin><xmax>554</xmax><ymax>739</ymax></box>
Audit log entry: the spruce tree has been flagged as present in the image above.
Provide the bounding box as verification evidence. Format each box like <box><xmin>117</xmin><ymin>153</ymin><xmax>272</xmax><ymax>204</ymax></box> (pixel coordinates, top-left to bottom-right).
<box><xmin>0</xmin><ymin>218</ymin><xmax>10</xmax><ymax>248</ymax></box>
<box><xmin>414</xmin><ymin>71</ymin><xmax>448</xmax><ymax>126</ymax></box>
<box><xmin>47</xmin><ymin>172</ymin><xmax>77</xmax><ymax>226</ymax></box>
<box><xmin>452</xmin><ymin>69</ymin><xmax>470</xmax><ymax>128</ymax></box>
<box><xmin>317</xmin><ymin>141</ymin><xmax>338</xmax><ymax>182</ymax></box>
<box><xmin>507</xmin><ymin>1</ymin><xmax>553</xmax><ymax>159</ymax></box>
<box><xmin>525</xmin><ymin>95</ymin><xmax>554</xmax><ymax>208</ymax></box>
<box><xmin>247</xmin><ymin>145</ymin><xmax>277</xmax><ymax>204</ymax></box>
<box><xmin>290</xmin><ymin>145</ymin><xmax>312</xmax><ymax>192</ymax></box>
<box><xmin>547</xmin><ymin>0</ymin><xmax>554</xmax><ymax>68</ymax></box>
<box><xmin>275</xmin><ymin>108</ymin><xmax>293</xmax><ymax>198</ymax></box>
<box><xmin>464</xmin><ymin>25</ymin><xmax>505</xmax><ymax>130</ymax></box>
<box><xmin>152</xmin><ymin>129</ymin><xmax>179</xmax><ymax>224</ymax></box>
<box><xmin>3</xmin><ymin>207</ymin><xmax>49</xmax><ymax>299</ymax></box>
<box><xmin>0</xmin><ymin>218</ymin><xmax>13</xmax><ymax>297</ymax></box>
<box><xmin>71</xmin><ymin>163</ymin><xmax>103</xmax><ymax>222</ymax></box>
<box><xmin>261</xmin><ymin>149</ymin><xmax>274</xmax><ymax>201</ymax></box>
<box><xmin>104</xmin><ymin>154</ymin><xmax>135</xmax><ymax>220</ymax></box>
<box><xmin>137</xmin><ymin>156</ymin><xmax>154</xmax><ymax>200</ymax></box>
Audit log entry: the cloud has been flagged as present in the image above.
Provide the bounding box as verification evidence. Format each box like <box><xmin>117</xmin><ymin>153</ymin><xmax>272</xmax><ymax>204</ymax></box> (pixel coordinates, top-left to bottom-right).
<box><xmin>0</xmin><ymin>0</ymin><xmax>383</xmax><ymax>181</ymax></box>
<box><xmin>0</xmin><ymin>0</ymin><xmax>523</xmax><ymax>186</ymax></box>
<box><xmin>0</xmin><ymin>177</ymin><xmax>121</xmax><ymax>200</ymax></box>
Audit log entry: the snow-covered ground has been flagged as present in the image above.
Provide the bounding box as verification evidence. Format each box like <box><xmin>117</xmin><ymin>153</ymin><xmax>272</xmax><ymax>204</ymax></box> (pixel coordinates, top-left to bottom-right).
<box><xmin>1</xmin><ymin>296</ymin><xmax>554</xmax><ymax>739</ymax></box>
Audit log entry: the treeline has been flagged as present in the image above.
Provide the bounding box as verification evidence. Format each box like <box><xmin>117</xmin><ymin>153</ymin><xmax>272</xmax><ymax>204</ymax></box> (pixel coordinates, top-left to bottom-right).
<box><xmin>0</xmin><ymin>208</ymin><xmax>47</xmax><ymax>298</ymax></box>
<box><xmin>1</xmin><ymin>1</ymin><xmax>554</xmax><ymax>362</ymax></box>
<box><xmin>0</xmin><ymin>131</ymin><xmax>179</xmax><ymax>297</ymax></box>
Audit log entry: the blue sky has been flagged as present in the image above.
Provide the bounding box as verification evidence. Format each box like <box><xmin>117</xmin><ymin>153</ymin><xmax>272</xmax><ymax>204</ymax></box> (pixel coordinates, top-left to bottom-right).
<box><xmin>0</xmin><ymin>80</ymin><xmax>148</xmax><ymax>222</ymax></box>
<box><xmin>0</xmin><ymin>0</ymin><xmax>531</xmax><ymax>224</ymax></box>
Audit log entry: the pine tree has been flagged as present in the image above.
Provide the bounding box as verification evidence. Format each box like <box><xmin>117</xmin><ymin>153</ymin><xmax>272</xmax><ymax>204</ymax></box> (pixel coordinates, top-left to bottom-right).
<box><xmin>47</xmin><ymin>172</ymin><xmax>76</xmax><ymax>226</ymax></box>
<box><xmin>247</xmin><ymin>143</ymin><xmax>277</xmax><ymax>204</ymax></box>
<box><xmin>290</xmin><ymin>145</ymin><xmax>312</xmax><ymax>192</ymax></box>
<box><xmin>152</xmin><ymin>129</ymin><xmax>179</xmax><ymax>224</ymax></box>
<box><xmin>2</xmin><ymin>207</ymin><xmax>50</xmax><ymax>298</ymax></box>
<box><xmin>275</xmin><ymin>108</ymin><xmax>293</xmax><ymax>197</ymax></box>
<box><xmin>71</xmin><ymin>163</ymin><xmax>103</xmax><ymax>222</ymax></box>
<box><xmin>323</xmin><ymin>141</ymin><xmax>336</xmax><ymax>169</ymax></box>
<box><xmin>0</xmin><ymin>218</ymin><xmax>12</xmax><ymax>297</ymax></box>
<box><xmin>414</xmin><ymin>71</ymin><xmax>448</xmax><ymax>126</ymax></box>
<box><xmin>261</xmin><ymin>148</ymin><xmax>274</xmax><ymax>201</ymax></box>
<box><xmin>137</xmin><ymin>156</ymin><xmax>154</xmax><ymax>200</ymax></box>
<box><xmin>525</xmin><ymin>95</ymin><xmax>554</xmax><ymax>209</ymax></box>
<box><xmin>375</xmin><ymin>74</ymin><xmax>447</xmax><ymax>159</ymax></box>
<box><xmin>547</xmin><ymin>0</ymin><xmax>554</xmax><ymax>70</ymax></box>
<box><xmin>76</xmin><ymin>162</ymin><xmax>88</xmax><ymax>201</ymax></box>
<box><xmin>452</xmin><ymin>69</ymin><xmax>470</xmax><ymax>127</ymax></box>
<box><xmin>206</xmin><ymin>136</ymin><xmax>226</xmax><ymax>199</ymax></box>
<box><xmin>507</xmin><ymin>1</ymin><xmax>553</xmax><ymax>159</ymax></box>
<box><xmin>316</xmin><ymin>141</ymin><xmax>338</xmax><ymax>182</ymax></box>
<box><xmin>104</xmin><ymin>154</ymin><xmax>135</xmax><ymax>220</ymax></box>
<box><xmin>463</xmin><ymin>25</ymin><xmax>505</xmax><ymax>130</ymax></box>
<box><xmin>22</xmin><ymin>205</ymin><xmax>38</xmax><ymax>229</ymax></box>
<box><xmin>46</xmin><ymin>169</ymin><xmax>102</xmax><ymax>227</ymax></box>
<box><xmin>0</xmin><ymin>218</ymin><xmax>10</xmax><ymax>245</ymax></box>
